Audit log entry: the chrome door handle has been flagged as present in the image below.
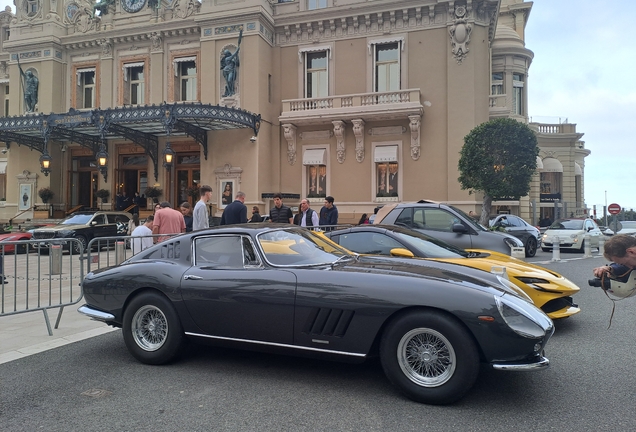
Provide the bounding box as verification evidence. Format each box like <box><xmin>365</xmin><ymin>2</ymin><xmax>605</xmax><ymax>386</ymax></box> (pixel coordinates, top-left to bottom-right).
<box><xmin>184</xmin><ymin>275</ymin><xmax>203</xmax><ymax>280</ymax></box>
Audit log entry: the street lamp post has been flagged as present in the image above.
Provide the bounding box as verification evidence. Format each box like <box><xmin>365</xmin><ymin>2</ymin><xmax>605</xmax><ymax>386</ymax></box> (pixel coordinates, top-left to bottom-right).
<box><xmin>604</xmin><ymin>190</ymin><xmax>608</xmax><ymax>227</ymax></box>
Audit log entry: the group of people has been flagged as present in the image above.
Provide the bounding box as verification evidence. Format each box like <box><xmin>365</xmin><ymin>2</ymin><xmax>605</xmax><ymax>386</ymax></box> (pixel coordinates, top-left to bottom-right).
<box><xmin>265</xmin><ymin>193</ymin><xmax>339</xmax><ymax>229</ymax></box>
<box><xmin>115</xmin><ymin>191</ymin><xmax>145</xmax><ymax>214</ymax></box>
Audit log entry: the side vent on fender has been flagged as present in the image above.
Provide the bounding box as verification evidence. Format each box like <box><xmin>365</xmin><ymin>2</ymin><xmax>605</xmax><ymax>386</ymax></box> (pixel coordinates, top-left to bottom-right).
<box><xmin>302</xmin><ymin>308</ymin><xmax>354</xmax><ymax>337</ymax></box>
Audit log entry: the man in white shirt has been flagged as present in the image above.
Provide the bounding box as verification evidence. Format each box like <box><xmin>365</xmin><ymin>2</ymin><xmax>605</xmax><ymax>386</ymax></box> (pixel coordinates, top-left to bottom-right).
<box><xmin>131</xmin><ymin>215</ymin><xmax>154</xmax><ymax>254</ymax></box>
<box><xmin>193</xmin><ymin>184</ymin><xmax>213</xmax><ymax>231</ymax></box>
<box><xmin>293</xmin><ymin>198</ymin><xmax>319</xmax><ymax>227</ymax></box>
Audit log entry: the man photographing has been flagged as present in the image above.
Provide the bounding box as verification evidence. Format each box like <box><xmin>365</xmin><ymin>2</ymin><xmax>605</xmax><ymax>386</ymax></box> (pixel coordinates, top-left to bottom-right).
<box><xmin>593</xmin><ymin>234</ymin><xmax>636</xmax><ymax>279</ymax></box>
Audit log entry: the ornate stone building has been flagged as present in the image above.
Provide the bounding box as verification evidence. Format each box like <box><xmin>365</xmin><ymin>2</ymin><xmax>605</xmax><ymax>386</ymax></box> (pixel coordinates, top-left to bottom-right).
<box><xmin>0</xmin><ymin>0</ymin><xmax>589</xmax><ymax>224</ymax></box>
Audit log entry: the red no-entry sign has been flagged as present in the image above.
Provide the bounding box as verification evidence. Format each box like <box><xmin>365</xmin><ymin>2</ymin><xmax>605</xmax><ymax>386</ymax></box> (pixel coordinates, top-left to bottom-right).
<box><xmin>608</xmin><ymin>203</ymin><xmax>621</xmax><ymax>215</ymax></box>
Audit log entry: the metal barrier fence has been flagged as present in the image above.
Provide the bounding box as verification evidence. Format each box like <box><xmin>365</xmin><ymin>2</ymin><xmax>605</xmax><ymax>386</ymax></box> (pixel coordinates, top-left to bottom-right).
<box><xmin>0</xmin><ymin>238</ymin><xmax>84</xmax><ymax>335</ymax></box>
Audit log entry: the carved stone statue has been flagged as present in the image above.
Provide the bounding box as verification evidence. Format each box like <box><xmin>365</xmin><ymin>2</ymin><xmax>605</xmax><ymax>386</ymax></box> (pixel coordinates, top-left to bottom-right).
<box><xmin>93</xmin><ymin>0</ymin><xmax>115</xmax><ymax>16</ymax></box>
<box><xmin>18</xmin><ymin>61</ymin><xmax>38</xmax><ymax>113</ymax></box>
<box><xmin>220</xmin><ymin>30</ymin><xmax>243</xmax><ymax>97</ymax></box>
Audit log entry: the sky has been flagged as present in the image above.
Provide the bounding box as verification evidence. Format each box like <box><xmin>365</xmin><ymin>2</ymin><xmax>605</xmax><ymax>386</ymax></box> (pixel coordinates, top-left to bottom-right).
<box><xmin>1</xmin><ymin>0</ymin><xmax>633</xmax><ymax>213</ymax></box>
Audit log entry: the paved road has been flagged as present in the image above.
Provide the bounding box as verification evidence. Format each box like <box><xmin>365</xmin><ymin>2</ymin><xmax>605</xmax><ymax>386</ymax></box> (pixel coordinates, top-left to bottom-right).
<box><xmin>2</xmin><ymin>249</ymin><xmax>635</xmax><ymax>431</ymax></box>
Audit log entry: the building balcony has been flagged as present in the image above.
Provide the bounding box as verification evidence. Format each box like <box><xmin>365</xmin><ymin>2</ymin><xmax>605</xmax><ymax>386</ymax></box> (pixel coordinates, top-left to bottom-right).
<box><xmin>279</xmin><ymin>89</ymin><xmax>423</xmax><ymax>126</ymax></box>
<box><xmin>489</xmin><ymin>94</ymin><xmax>511</xmax><ymax>118</ymax></box>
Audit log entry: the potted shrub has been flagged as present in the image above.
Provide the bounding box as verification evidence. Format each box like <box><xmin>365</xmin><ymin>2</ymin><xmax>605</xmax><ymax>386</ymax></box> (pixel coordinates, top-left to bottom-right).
<box><xmin>144</xmin><ymin>186</ymin><xmax>163</xmax><ymax>208</ymax></box>
<box><xmin>95</xmin><ymin>189</ymin><xmax>110</xmax><ymax>209</ymax></box>
<box><xmin>185</xmin><ymin>185</ymin><xmax>200</xmax><ymax>201</ymax></box>
<box><xmin>38</xmin><ymin>187</ymin><xmax>55</xmax><ymax>204</ymax></box>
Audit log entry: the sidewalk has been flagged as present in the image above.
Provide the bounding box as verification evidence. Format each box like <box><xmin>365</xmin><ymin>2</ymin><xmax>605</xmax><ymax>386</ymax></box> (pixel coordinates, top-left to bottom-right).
<box><xmin>0</xmin><ymin>301</ymin><xmax>117</xmax><ymax>365</ymax></box>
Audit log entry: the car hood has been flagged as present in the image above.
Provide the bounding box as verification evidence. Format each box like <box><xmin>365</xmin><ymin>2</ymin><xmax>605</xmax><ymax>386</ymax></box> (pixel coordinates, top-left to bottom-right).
<box><xmin>33</xmin><ymin>224</ymin><xmax>88</xmax><ymax>232</ymax></box>
<box><xmin>429</xmin><ymin>249</ymin><xmax>580</xmax><ymax>295</ymax></box>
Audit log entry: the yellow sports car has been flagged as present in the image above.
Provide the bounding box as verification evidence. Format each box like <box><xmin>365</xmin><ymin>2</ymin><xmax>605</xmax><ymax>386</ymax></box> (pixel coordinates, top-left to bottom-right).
<box><xmin>322</xmin><ymin>225</ymin><xmax>580</xmax><ymax>319</ymax></box>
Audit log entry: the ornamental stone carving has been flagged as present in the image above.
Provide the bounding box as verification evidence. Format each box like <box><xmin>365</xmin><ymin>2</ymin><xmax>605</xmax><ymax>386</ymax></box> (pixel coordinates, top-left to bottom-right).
<box><xmin>332</xmin><ymin>120</ymin><xmax>346</xmax><ymax>164</ymax></box>
<box><xmin>97</xmin><ymin>38</ymin><xmax>112</xmax><ymax>56</ymax></box>
<box><xmin>408</xmin><ymin>115</ymin><xmax>421</xmax><ymax>160</ymax></box>
<box><xmin>150</xmin><ymin>32</ymin><xmax>162</xmax><ymax>52</ymax></box>
<box><xmin>351</xmin><ymin>119</ymin><xmax>365</xmax><ymax>163</ymax></box>
<box><xmin>282</xmin><ymin>124</ymin><xmax>297</xmax><ymax>165</ymax></box>
<box><xmin>448</xmin><ymin>6</ymin><xmax>472</xmax><ymax>64</ymax></box>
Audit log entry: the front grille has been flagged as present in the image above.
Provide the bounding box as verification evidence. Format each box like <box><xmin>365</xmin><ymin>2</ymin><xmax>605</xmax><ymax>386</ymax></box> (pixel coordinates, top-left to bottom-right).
<box><xmin>541</xmin><ymin>296</ymin><xmax>577</xmax><ymax>314</ymax></box>
<box><xmin>32</xmin><ymin>231</ymin><xmax>57</xmax><ymax>240</ymax></box>
<box><xmin>302</xmin><ymin>307</ymin><xmax>354</xmax><ymax>337</ymax></box>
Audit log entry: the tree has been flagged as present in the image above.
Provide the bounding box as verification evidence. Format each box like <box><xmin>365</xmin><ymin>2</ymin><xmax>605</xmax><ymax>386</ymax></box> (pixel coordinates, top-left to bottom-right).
<box><xmin>458</xmin><ymin>118</ymin><xmax>538</xmax><ymax>224</ymax></box>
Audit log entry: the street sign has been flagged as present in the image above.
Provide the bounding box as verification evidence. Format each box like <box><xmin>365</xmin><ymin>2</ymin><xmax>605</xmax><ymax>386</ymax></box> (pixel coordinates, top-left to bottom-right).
<box><xmin>610</xmin><ymin>220</ymin><xmax>623</xmax><ymax>234</ymax></box>
<box><xmin>608</xmin><ymin>203</ymin><xmax>621</xmax><ymax>215</ymax></box>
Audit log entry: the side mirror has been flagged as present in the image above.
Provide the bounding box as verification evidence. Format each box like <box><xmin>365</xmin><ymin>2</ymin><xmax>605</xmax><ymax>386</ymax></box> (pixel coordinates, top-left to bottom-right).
<box><xmin>452</xmin><ymin>223</ymin><xmax>468</xmax><ymax>234</ymax></box>
<box><xmin>390</xmin><ymin>248</ymin><xmax>415</xmax><ymax>258</ymax></box>
<box><xmin>90</xmin><ymin>221</ymin><xmax>98</xmax><ymax>226</ymax></box>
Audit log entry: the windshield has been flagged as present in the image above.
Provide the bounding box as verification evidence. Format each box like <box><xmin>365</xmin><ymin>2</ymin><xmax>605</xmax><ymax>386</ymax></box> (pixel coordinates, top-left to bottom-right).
<box><xmin>449</xmin><ymin>205</ymin><xmax>487</xmax><ymax>231</ymax></box>
<box><xmin>61</xmin><ymin>214</ymin><xmax>93</xmax><ymax>225</ymax></box>
<box><xmin>549</xmin><ymin>219</ymin><xmax>583</xmax><ymax>230</ymax></box>
<box><xmin>393</xmin><ymin>230</ymin><xmax>468</xmax><ymax>258</ymax></box>
<box><xmin>257</xmin><ymin>228</ymin><xmax>350</xmax><ymax>267</ymax></box>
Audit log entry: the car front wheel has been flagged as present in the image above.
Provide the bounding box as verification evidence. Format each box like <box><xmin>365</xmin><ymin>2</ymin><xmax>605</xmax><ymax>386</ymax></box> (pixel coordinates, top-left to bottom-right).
<box><xmin>380</xmin><ymin>310</ymin><xmax>479</xmax><ymax>405</ymax></box>
<box><xmin>72</xmin><ymin>236</ymin><xmax>87</xmax><ymax>254</ymax></box>
<box><xmin>123</xmin><ymin>291</ymin><xmax>184</xmax><ymax>365</ymax></box>
<box><xmin>525</xmin><ymin>237</ymin><xmax>538</xmax><ymax>257</ymax></box>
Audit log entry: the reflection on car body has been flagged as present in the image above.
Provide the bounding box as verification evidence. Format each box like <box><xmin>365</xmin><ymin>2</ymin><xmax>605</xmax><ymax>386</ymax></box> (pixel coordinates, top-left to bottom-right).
<box><xmin>79</xmin><ymin>225</ymin><xmax>553</xmax><ymax>405</ymax></box>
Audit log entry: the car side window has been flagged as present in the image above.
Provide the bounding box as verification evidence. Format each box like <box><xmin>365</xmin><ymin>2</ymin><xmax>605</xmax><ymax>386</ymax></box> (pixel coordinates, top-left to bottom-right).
<box><xmin>92</xmin><ymin>214</ymin><xmax>106</xmax><ymax>225</ymax></box>
<box><xmin>195</xmin><ymin>235</ymin><xmax>245</xmax><ymax>269</ymax></box>
<box><xmin>422</xmin><ymin>209</ymin><xmax>458</xmax><ymax>232</ymax></box>
<box><xmin>585</xmin><ymin>220</ymin><xmax>594</xmax><ymax>231</ymax></box>
<box><xmin>395</xmin><ymin>208</ymin><xmax>414</xmax><ymax>227</ymax></box>
<box><xmin>242</xmin><ymin>236</ymin><xmax>261</xmax><ymax>267</ymax></box>
<box><xmin>337</xmin><ymin>232</ymin><xmax>403</xmax><ymax>255</ymax></box>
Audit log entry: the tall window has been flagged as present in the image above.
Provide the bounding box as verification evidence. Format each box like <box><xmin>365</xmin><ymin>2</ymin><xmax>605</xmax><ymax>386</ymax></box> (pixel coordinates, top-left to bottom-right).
<box><xmin>491</xmin><ymin>72</ymin><xmax>503</xmax><ymax>95</ymax></box>
<box><xmin>3</xmin><ymin>85</ymin><xmax>8</xmax><ymax>117</ymax></box>
<box><xmin>174</xmin><ymin>58</ymin><xmax>197</xmax><ymax>101</ymax></box>
<box><xmin>308</xmin><ymin>0</ymin><xmax>327</xmax><ymax>10</ymax></box>
<box><xmin>374</xmin><ymin>145</ymin><xmax>399</xmax><ymax>198</ymax></box>
<box><xmin>303</xmin><ymin>148</ymin><xmax>327</xmax><ymax>198</ymax></box>
<box><xmin>124</xmin><ymin>64</ymin><xmax>145</xmax><ymax>106</ymax></box>
<box><xmin>76</xmin><ymin>69</ymin><xmax>96</xmax><ymax>109</ymax></box>
<box><xmin>512</xmin><ymin>73</ymin><xmax>524</xmax><ymax>115</ymax></box>
<box><xmin>305</xmin><ymin>51</ymin><xmax>328</xmax><ymax>98</ymax></box>
<box><xmin>374</xmin><ymin>43</ymin><xmax>400</xmax><ymax>92</ymax></box>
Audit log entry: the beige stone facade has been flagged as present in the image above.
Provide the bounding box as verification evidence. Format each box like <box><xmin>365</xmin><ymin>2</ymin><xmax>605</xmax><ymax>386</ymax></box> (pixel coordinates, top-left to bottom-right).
<box><xmin>0</xmin><ymin>0</ymin><xmax>589</xmax><ymax>225</ymax></box>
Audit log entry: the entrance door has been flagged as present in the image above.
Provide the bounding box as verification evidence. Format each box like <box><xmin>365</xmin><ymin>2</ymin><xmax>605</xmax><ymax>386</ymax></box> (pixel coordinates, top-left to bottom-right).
<box><xmin>174</xmin><ymin>153</ymin><xmax>201</xmax><ymax>207</ymax></box>
<box><xmin>70</xmin><ymin>157</ymin><xmax>98</xmax><ymax>210</ymax></box>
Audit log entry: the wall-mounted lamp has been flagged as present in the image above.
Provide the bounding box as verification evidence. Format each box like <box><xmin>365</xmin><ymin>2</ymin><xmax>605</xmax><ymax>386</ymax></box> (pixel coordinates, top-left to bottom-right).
<box><xmin>96</xmin><ymin>144</ymin><xmax>108</xmax><ymax>182</ymax></box>
<box><xmin>39</xmin><ymin>151</ymin><xmax>52</xmax><ymax>176</ymax></box>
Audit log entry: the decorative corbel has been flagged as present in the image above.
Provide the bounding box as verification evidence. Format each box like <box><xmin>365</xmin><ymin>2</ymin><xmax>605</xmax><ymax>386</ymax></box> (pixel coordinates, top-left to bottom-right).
<box><xmin>351</xmin><ymin>119</ymin><xmax>365</xmax><ymax>162</ymax></box>
<box><xmin>332</xmin><ymin>120</ymin><xmax>346</xmax><ymax>164</ymax></box>
<box><xmin>448</xmin><ymin>6</ymin><xmax>472</xmax><ymax>64</ymax></box>
<box><xmin>282</xmin><ymin>124</ymin><xmax>297</xmax><ymax>165</ymax></box>
<box><xmin>408</xmin><ymin>115</ymin><xmax>421</xmax><ymax>160</ymax></box>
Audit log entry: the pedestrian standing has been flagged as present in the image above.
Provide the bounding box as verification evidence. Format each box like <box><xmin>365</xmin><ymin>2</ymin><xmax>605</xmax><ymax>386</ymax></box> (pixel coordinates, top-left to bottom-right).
<box><xmin>220</xmin><ymin>191</ymin><xmax>248</xmax><ymax>225</ymax></box>
<box><xmin>269</xmin><ymin>193</ymin><xmax>293</xmax><ymax>223</ymax></box>
<box><xmin>193</xmin><ymin>185</ymin><xmax>213</xmax><ymax>231</ymax></box>
<box><xmin>319</xmin><ymin>196</ymin><xmax>338</xmax><ymax>230</ymax></box>
<box><xmin>152</xmin><ymin>201</ymin><xmax>186</xmax><ymax>243</ymax></box>
<box><xmin>131</xmin><ymin>215</ymin><xmax>154</xmax><ymax>254</ymax></box>
<box><xmin>293</xmin><ymin>199</ymin><xmax>319</xmax><ymax>227</ymax></box>
<box><xmin>249</xmin><ymin>206</ymin><xmax>263</xmax><ymax>222</ymax></box>
<box><xmin>180</xmin><ymin>202</ymin><xmax>193</xmax><ymax>232</ymax></box>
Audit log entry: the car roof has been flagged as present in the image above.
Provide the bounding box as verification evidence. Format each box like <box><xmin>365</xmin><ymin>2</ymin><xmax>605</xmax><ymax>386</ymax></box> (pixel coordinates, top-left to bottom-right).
<box><xmin>373</xmin><ymin>200</ymin><xmax>446</xmax><ymax>224</ymax></box>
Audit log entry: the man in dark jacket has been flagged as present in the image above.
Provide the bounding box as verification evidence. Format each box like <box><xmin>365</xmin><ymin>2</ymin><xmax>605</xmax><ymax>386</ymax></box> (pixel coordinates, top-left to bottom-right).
<box><xmin>319</xmin><ymin>196</ymin><xmax>338</xmax><ymax>230</ymax></box>
<box><xmin>220</xmin><ymin>191</ymin><xmax>248</xmax><ymax>225</ymax></box>
<box><xmin>294</xmin><ymin>199</ymin><xmax>319</xmax><ymax>227</ymax></box>
<box><xmin>269</xmin><ymin>192</ymin><xmax>293</xmax><ymax>223</ymax></box>
<box><xmin>249</xmin><ymin>206</ymin><xmax>263</xmax><ymax>222</ymax></box>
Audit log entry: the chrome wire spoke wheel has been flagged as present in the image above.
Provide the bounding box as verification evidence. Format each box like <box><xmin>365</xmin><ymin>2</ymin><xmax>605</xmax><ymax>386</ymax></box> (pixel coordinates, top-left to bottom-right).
<box><xmin>397</xmin><ymin>328</ymin><xmax>456</xmax><ymax>387</ymax></box>
<box><xmin>131</xmin><ymin>305</ymin><xmax>169</xmax><ymax>351</ymax></box>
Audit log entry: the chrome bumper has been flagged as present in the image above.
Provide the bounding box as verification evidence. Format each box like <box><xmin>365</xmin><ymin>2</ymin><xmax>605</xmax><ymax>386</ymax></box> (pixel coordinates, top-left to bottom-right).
<box><xmin>78</xmin><ymin>305</ymin><xmax>115</xmax><ymax>322</ymax></box>
<box><xmin>491</xmin><ymin>355</ymin><xmax>550</xmax><ymax>371</ymax></box>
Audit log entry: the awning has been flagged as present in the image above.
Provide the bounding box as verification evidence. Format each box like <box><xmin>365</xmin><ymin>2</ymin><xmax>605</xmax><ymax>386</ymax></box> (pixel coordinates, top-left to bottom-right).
<box><xmin>123</xmin><ymin>62</ymin><xmax>145</xmax><ymax>81</ymax></box>
<box><xmin>0</xmin><ymin>78</ymin><xmax>9</xmax><ymax>84</ymax></box>
<box><xmin>298</xmin><ymin>45</ymin><xmax>332</xmax><ymax>63</ymax></box>
<box><xmin>536</xmin><ymin>156</ymin><xmax>544</xmax><ymax>170</ymax></box>
<box><xmin>303</xmin><ymin>149</ymin><xmax>326</xmax><ymax>165</ymax></box>
<box><xmin>541</xmin><ymin>157</ymin><xmax>563</xmax><ymax>173</ymax></box>
<box><xmin>374</xmin><ymin>145</ymin><xmax>398</xmax><ymax>162</ymax></box>
<box><xmin>76</xmin><ymin>67</ymin><xmax>96</xmax><ymax>85</ymax></box>
<box><xmin>0</xmin><ymin>161</ymin><xmax>6</xmax><ymax>174</ymax></box>
<box><xmin>173</xmin><ymin>56</ymin><xmax>197</xmax><ymax>76</ymax></box>
<box><xmin>574</xmin><ymin>162</ymin><xmax>582</xmax><ymax>176</ymax></box>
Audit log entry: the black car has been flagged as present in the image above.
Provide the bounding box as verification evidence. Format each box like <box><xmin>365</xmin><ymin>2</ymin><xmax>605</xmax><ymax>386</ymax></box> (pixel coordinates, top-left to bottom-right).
<box><xmin>79</xmin><ymin>225</ymin><xmax>553</xmax><ymax>405</ymax></box>
<box><xmin>374</xmin><ymin>201</ymin><xmax>525</xmax><ymax>256</ymax></box>
<box><xmin>488</xmin><ymin>214</ymin><xmax>541</xmax><ymax>257</ymax></box>
<box><xmin>31</xmin><ymin>211</ymin><xmax>131</xmax><ymax>253</ymax></box>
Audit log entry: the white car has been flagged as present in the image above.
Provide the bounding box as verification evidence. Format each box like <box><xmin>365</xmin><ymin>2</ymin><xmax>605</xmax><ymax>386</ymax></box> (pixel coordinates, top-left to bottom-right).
<box><xmin>541</xmin><ymin>218</ymin><xmax>603</xmax><ymax>252</ymax></box>
<box><xmin>604</xmin><ymin>221</ymin><xmax>636</xmax><ymax>236</ymax></box>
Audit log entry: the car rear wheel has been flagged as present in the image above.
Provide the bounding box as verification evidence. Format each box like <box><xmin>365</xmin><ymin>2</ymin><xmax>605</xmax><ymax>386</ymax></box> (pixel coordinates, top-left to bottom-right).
<box><xmin>123</xmin><ymin>291</ymin><xmax>184</xmax><ymax>365</ymax></box>
<box><xmin>380</xmin><ymin>310</ymin><xmax>479</xmax><ymax>405</ymax></box>
<box><xmin>72</xmin><ymin>236</ymin><xmax>87</xmax><ymax>254</ymax></box>
<box><xmin>525</xmin><ymin>237</ymin><xmax>538</xmax><ymax>257</ymax></box>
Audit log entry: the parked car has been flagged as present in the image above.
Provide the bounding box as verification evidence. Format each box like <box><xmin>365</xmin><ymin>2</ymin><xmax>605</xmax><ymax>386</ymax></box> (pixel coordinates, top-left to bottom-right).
<box><xmin>373</xmin><ymin>201</ymin><xmax>525</xmax><ymax>256</ymax></box>
<box><xmin>488</xmin><ymin>214</ymin><xmax>542</xmax><ymax>257</ymax></box>
<box><xmin>324</xmin><ymin>225</ymin><xmax>580</xmax><ymax>319</ymax></box>
<box><xmin>603</xmin><ymin>221</ymin><xmax>636</xmax><ymax>236</ymax></box>
<box><xmin>541</xmin><ymin>218</ymin><xmax>603</xmax><ymax>252</ymax></box>
<box><xmin>31</xmin><ymin>211</ymin><xmax>131</xmax><ymax>253</ymax></box>
<box><xmin>79</xmin><ymin>225</ymin><xmax>553</xmax><ymax>405</ymax></box>
<box><xmin>0</xmin><ymin>231</ymin><xmax>32</xmax><ymax>254</ymax></box>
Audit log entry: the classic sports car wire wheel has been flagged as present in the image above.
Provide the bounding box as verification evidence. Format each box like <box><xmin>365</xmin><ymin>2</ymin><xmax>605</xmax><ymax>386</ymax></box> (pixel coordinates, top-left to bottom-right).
<box><xmin>397</xmin><ymin>328</ymin><xmax>456</xmax><ymax>387</ymax></box>
<box><xmin>131</xmin><ymin>305</ymin><xmax>168</xmax><ymax>351</ymax></box>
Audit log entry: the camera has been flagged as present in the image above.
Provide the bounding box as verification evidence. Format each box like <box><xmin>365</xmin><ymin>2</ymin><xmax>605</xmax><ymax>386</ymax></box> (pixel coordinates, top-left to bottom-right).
<box><xmin>588</xmin><ymin>278</ymin><xmax>611</xmax><ymax>290</ymax></box>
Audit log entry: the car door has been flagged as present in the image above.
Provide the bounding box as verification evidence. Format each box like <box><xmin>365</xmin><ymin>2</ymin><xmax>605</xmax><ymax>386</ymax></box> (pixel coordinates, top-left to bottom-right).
<box><xmin>87</xmin><ymin>214</ymin><xmax>112</xmax><ymax>239</ymax></box>
<box><xmin>180</xmin><ymin>234</ymin><xmax>296</xmax><ymax>344</ymax></box>
<box><xmin>396</xmin><ymin>207</ymin><xmax>474</xmax><ymax>250</ymax></box>
<box><xmin>503</xmin><ymin>216</ymin><xmax>529</xmax><ymax>243</ymax></box>
<box><xmin>585</xmin><ymin>219</ymin><xmax>602</xmax><ymax>247</ymax></box>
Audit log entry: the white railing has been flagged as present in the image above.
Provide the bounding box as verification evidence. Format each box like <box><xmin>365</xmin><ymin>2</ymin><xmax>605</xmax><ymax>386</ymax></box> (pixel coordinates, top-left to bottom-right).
<box><xmin>283</xmin><ymin>89</ymin><xmax>420</xmax><ymax>113</ymax></box>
